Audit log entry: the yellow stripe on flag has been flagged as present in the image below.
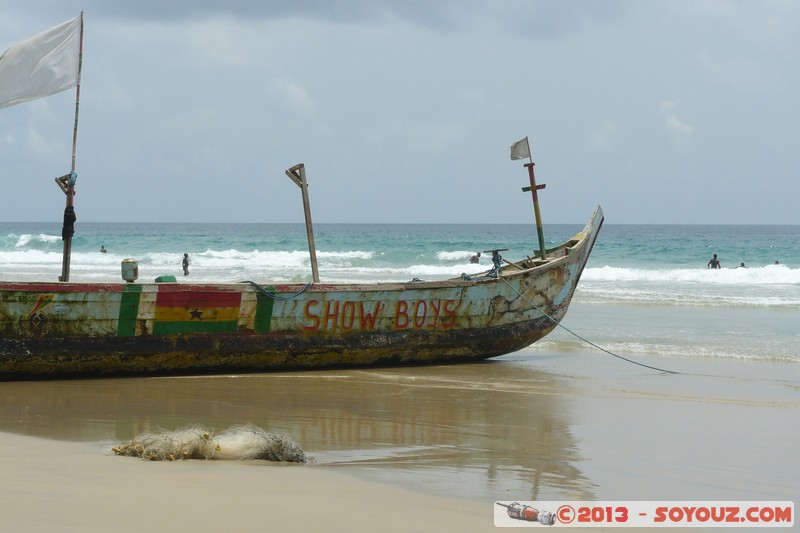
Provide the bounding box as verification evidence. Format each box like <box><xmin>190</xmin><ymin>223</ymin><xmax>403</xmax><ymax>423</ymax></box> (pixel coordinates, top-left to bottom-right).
<box><xmin>154</xmin><ymin>306</ymin><xmax>240</xmax><ymax>322</ymax></box>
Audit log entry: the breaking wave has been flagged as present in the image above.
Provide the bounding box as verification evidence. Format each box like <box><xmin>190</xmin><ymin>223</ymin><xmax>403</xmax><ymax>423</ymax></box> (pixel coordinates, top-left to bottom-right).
<box><xmin>583</xmin><ymin>264</ymin><xmax>800</xmax><ymax>285</ymax></box>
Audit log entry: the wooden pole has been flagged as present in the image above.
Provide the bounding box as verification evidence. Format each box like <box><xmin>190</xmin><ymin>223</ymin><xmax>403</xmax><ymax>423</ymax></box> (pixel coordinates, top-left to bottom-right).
<box><xmin>285</xmin><ymin>163</ymin><xmax>319</xmax><ymax>283</ymax></box>
<box><xmin>59</xmin><ymin>12</ymin><xmax>83</xmax><ymax>282</ymax></box>
<box><xmin>519</xmin><ymin>138</ymin><xmax>547</xmax><ymax>260</ymax></box>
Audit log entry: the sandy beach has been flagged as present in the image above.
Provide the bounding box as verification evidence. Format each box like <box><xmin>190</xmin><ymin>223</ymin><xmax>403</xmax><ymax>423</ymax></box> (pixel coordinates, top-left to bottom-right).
<box><xmin>0</xmin><ymin>344</ymin><xmax>796</xmax><ymax>531</ymax></box>
<box><xmin>0</xmin><ymin>432</ymin><xmax>492</xmax><ymax>532</ymax></box>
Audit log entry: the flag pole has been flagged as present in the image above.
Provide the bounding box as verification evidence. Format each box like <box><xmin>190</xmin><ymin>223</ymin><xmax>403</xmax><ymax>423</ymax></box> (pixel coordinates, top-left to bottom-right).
<box><xmin>59</xmin><ymin>12</ymin><xmax>83</xmax><ymax>282</ymax></box>
<box><xmin>520</xmin><ymin>137</ymin><xmax>548</xmax><ymax>260</ymax></box>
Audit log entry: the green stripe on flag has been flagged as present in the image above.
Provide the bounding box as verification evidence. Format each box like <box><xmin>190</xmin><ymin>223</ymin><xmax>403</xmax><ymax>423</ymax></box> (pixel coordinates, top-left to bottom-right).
<box><xmin>253</xmin><ymin>286</ymin><xmax>275</xmax><ymax>333</ymax></box>
<box><xmin>117</xmin><ymin>284</ymin><xmax>142</xmax><ymax>337</ymax></box>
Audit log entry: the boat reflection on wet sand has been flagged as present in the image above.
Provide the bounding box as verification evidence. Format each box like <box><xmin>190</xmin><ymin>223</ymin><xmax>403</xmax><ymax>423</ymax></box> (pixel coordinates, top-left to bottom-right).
<box><xmin>0</xmin><ymin>360</ymin><xmax>594</xmax><ymax>501</ymax></box>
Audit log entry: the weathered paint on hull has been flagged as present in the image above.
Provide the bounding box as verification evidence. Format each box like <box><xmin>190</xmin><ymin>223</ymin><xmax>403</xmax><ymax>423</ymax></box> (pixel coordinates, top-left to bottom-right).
<box><xmin>0</xmin><ymin>207</ymin><xmax>603</xmax><ymax>379</ymax></box>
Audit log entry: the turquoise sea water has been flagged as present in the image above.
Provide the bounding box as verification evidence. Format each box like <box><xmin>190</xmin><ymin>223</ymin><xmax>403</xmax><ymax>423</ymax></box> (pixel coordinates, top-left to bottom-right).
<box><xmin>2</xmin><ymin>220</ymin><xmax>799</xmax><ymax>364</ymax></box>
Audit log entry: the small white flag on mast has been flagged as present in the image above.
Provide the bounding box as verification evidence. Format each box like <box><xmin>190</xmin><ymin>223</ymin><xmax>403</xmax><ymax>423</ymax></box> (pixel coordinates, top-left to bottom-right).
<box><xmin>0</xmin><ymin>15</ymin><xmax>82</xmax><ymax>109</ymax></box>
<box><xmin>510</xmin><ymin>136</ymin><xmax>531</xmax><ymax>161</ymax></box>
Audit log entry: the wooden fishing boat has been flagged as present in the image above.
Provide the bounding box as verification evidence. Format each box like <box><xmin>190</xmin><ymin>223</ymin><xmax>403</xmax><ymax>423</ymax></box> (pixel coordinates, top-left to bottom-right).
<box><xmin>0</xmin><ymin>15</ymin><xmax>604</xmax><ymax>379</ymax></box>
<box><xmin>0</xmin><ymin>205</ymin><xmax>602</xmax><ymax>379</ymax></box>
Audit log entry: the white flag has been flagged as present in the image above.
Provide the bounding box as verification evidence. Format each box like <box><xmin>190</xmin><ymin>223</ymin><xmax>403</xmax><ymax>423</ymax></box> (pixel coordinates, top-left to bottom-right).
<box><xmin>0</xmin><ymin>15</ymin><xmax>82</xmax><ymax>109</ymax></box>
<box><xmin>510</xmin><ymin>136</ymin><xmax>530</xmax><ymax>160</ymax></box>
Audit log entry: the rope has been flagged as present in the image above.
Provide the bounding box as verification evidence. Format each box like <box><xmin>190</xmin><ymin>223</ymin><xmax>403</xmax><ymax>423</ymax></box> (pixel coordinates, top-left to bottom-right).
<box><xmin>239</xmin><ymin>280</ymin><xmax>313</xmax><ymax>300</ymax></box>
<box><xmin>500</xmin><ymin>276</ymin><xmax>680</xmax><ymax>374</ymax></box>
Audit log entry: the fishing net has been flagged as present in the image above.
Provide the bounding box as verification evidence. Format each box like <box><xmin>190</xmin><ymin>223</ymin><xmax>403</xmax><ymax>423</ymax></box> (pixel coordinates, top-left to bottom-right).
<box><xmin>112</xmin><ymin>424</ymin><xmax>308</xmax><ymax>463</ymax></box>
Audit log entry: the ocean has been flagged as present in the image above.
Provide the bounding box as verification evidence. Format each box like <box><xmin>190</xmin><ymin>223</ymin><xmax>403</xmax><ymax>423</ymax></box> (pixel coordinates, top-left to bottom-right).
<box><xmin>2</xmin><ymin>219</ymin><xmax>799</xmax><ymax>367</ymax></box>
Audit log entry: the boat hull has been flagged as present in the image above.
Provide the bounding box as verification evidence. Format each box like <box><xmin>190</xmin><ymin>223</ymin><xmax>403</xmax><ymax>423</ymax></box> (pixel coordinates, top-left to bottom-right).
<box><xmin>0</xmin><ymin>207</ymin><xmax>603</xmax><ymax>379</ymax></box>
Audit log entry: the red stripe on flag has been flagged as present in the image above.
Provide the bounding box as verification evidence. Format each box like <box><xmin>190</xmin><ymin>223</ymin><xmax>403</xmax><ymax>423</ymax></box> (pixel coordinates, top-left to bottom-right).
<box><xmin>156</xmin><ymin>289</ymin><xmax>242</xmax><ymax>308</ymax></box>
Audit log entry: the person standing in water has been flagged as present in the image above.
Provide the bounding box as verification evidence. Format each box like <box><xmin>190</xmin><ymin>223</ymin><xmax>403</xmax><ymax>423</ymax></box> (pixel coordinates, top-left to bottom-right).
<box><xmin>707</xmin><ymin>254</ymin><xmax>721</xmax><ymax>269</ymax></box>
<box><xmin>182</xmin><ymin>253</ymin><xmax>190</xmax><ymax>276</ymax></box>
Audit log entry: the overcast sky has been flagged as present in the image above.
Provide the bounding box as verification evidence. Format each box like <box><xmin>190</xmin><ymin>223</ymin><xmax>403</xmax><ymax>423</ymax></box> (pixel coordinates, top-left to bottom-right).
<box><xmin>1</xmin><ymin>1</ymin><xmax>797</xmax><ymax>224</ymax></box>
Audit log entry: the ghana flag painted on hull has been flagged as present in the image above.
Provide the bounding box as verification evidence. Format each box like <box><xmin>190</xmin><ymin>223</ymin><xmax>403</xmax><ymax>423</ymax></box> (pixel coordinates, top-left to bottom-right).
<box><xmin>153</xmin><ymin>288</ymin><xmax>242</xmax><ymax>335</ymax></box>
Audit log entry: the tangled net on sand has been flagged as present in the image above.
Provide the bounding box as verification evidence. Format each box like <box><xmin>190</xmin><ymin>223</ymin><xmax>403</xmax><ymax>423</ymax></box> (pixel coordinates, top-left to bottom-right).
<box><xmin>112</xmin><ymin>424</ymin><xmax>308</xmax><ymax>463</ymax></box>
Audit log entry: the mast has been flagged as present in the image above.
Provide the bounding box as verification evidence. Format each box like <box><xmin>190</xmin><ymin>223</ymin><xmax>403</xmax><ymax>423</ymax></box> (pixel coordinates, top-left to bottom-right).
<box><xmin>285</xmin><ymin>163</ymin><xmax>320</xmax><ymax>283</ymax></box>
<box><xmin>517</xmin><ymin>137</ymin><xmax>547</xmax><ymax>260</ymax></box>
<box><xmin>58</xmin><ymin>12</ymin><xmax>83</xmax><ymax>282</ymax></box>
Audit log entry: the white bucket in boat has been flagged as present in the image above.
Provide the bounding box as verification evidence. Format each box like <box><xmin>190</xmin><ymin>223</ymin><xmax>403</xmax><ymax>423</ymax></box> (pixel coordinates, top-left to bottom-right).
<box><xmin>121</xmin><ymin>258</ymin><xmax>139</xmax><ymax>282</ymax></box>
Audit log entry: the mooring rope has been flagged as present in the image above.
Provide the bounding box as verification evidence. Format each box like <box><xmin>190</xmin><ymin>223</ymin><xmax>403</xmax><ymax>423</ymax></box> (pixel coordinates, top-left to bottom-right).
<box><xmin>239</xmin><ymin>280</ymin><xmax>313</xmax><ymax>300</ymax></box>
<box><xmin>500</xmin><ymin>276</ymin><xmax>680</xmax><ymax>374</ymax></box>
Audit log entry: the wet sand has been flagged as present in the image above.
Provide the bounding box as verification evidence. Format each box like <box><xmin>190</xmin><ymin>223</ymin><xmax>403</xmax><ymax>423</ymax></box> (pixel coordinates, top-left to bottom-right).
<box><xmin>0</xmin><ymin>350</ymin><xmax>797</xmax><ymax>531</ymax></box>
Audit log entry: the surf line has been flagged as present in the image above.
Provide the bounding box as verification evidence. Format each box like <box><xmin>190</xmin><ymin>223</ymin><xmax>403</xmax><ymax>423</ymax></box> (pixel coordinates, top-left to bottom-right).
<box><xmin>500</xmin><ymin>277</ymin><xmax>680</xmax><ymax>375</ymax></box>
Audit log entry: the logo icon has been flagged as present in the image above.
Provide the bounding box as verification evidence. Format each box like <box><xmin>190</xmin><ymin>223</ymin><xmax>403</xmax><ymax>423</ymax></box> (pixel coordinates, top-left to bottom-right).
<box><xmin>496</xmin><ymin>502</ymin><xmax>556</xmax><ymax>525</ymax></box>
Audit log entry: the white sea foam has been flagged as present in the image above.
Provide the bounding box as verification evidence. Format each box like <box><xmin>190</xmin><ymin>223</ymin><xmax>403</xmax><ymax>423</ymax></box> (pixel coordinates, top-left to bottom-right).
<box><xmin>437</xmin><ymin>251</ymin><xmax>474</xmax><ymax>261</ymax></box>
<box><xmin>584</xmin><ymin>264</ymin><xmax>799</xmax><ymax>285</ymax></box>
<box><xmin>11</xmin><ymin>233</ymin><xmax>61</xmax><ymax>248</ymax></box>
<box><xmin>529</xmin><ymin>339</ymin><xmax>800</xmax><ymax>364</ymax></box>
